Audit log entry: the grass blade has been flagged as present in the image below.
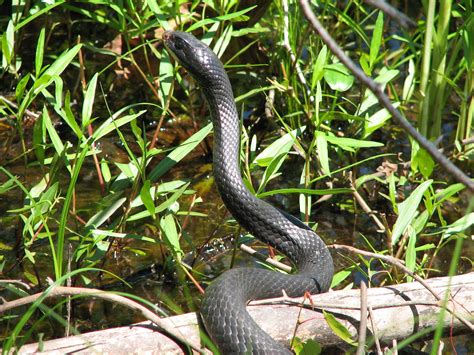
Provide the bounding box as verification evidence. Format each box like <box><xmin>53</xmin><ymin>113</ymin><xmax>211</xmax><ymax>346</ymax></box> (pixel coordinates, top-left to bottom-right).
<box><xmin>391</xmin><ymin>180</ymin><xmax>433</xmax><ymax>245</ymax></box>
<box><xmin>82</xmin><ymin>73</ymin><xmax>99</xmax><ymax>128</ymax></box>
<box><xmin>35</xmin><ymin>28</ymin><xmax>45</xmax><ymax>75</ymax></box>
<box><xmin>369</xmin><ymin>11</ymin><xmax>384</xmax><ymax>68</ymax></box>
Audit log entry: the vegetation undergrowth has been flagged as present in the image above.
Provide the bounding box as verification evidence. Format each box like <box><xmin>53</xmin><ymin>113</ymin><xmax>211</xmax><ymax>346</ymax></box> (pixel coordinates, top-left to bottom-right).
<box><xmin>0</xmin><ymin>0</ymin><xmax>472</xmax><ymax>353</ymax></box>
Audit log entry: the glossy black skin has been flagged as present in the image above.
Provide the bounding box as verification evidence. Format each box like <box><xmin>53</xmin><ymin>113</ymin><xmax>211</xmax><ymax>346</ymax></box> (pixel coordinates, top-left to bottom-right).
<box><xmin>164</xmin><ymin>31</ymin><xmax>334</xmax><ymax>354</ymax></box>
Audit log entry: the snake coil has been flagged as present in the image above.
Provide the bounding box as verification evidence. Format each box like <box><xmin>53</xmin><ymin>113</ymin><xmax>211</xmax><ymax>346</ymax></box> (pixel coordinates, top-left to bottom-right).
<box><xmin>163</xmin><ymin>30</ymin><xmax>334</xmax><ymax>354</ymax></box>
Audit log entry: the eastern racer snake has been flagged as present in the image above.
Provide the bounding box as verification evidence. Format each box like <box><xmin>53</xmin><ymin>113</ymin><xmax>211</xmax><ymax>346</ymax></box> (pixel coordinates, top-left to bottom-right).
<box><xmin>163</xmin><ymin>30</ymin><xmax>333</xmax><ymax>354</ymax></box>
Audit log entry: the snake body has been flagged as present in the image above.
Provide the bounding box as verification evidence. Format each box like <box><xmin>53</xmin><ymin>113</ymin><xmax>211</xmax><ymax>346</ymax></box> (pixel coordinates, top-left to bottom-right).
<box><xmin>163</xmin><ymin>31</ymin><xmax>334</xmax><ymax>354</ymax></box>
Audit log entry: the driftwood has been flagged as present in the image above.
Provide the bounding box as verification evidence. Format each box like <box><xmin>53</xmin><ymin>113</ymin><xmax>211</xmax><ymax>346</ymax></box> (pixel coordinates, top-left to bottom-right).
<box><xmin>15</xmin><ymin>273</ymin><xmax>474</xmax><ymax>354</ymax></box>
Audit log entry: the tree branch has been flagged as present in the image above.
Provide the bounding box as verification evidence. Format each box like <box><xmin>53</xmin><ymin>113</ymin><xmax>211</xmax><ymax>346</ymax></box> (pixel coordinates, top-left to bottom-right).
<box><xmin>299</xmin><ymin>0</ymin><xmax>474</xmax><ymax>192</ymax></box>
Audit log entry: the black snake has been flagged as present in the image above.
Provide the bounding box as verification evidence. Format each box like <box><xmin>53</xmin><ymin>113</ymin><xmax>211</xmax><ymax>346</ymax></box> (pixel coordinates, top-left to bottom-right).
<box><xmin>163</xmin><ymin>30</ymin><xmax>334</xmax><ymax>354</ymax></box>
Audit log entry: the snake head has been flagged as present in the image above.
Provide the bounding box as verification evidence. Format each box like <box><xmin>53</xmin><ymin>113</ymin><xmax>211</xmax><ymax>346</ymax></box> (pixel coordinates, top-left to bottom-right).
<box><xmin>163</xmin><ymin>31</ymin><xmax>222</xmax><ymax>87</ymax></box>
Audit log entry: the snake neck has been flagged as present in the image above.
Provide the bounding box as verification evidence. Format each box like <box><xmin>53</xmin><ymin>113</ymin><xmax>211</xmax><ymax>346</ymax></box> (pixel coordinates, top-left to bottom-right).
<box><xmin>202</xmin><ymin>83</ymin><xmax>257</xmax><ymax>217</ymax></box>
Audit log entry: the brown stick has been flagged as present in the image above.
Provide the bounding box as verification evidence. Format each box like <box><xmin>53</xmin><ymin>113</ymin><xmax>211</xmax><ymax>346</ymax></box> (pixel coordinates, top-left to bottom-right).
<box><xmin>356</xmin><ymin>281</ymin><xmax>368</xmax><ymax>355</ymax></box>
<box><xmin>349</xmin><ymin>172</ymin><xmax>386</xmax><ymax>233</ymax></box>
<box><xmin>15</xmin><ymin>273</ymin><xmax>474</xmax><ymax>354</ymax></box>
<box><xmin>0</xmin><ymin>285</ymin><xmax>204</xmax><ymax>354</ymax></box>
<box><xmin>240</xmin><ymin>244</ymin><xmax>292</xmax><ymax>272</ymax></box>
<box><xmin>368</xmin><ymin>305</ymin><xmax>383</xmax><ymax>354</ymax></box>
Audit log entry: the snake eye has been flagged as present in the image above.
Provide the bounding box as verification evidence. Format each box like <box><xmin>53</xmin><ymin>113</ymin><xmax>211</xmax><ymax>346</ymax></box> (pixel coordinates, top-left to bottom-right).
<box><xmin>174</xmin><ymin>37</ymin><xmax>186</xmax><ymax>50</ymax></box>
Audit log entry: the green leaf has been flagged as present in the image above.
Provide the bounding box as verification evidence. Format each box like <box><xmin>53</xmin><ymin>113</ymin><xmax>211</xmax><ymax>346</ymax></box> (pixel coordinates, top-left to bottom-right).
<box><xmin>130</xmin><ymin>118</ymin><xmax>144</xmax><ymax>148</ymax></box>
<box><xmin>359</xmin><ymin>53</ymin><xmax>371</xmax><ymax>76</ymax></box>
<box><xmin>315</xmin><ymin>131</ymin><xmax>330</xmax><ymax>176</ymax></box>
<box><xmin>323</xmin><ymin>63</ymin><xmax>354</xmax><ymax>92</ymax></box>
<box><xmin>38</xmin><ymin>182</ymin><xmax>59</xmax><ymax>215</ymax></box>
<box><xmin>32</xmin><ymin>74</ymin><xmax>52</xmax><ymax>94</ymax></box>
<box><xmin>15</xmin><ymin>73</ymin><xmax>30</xmax><ymax>103</ymax></box>
<box><xmin>202</xmin><ymin>22</ymin><xmax>220</xmax><ymax>46</ymax></box>
<box><xmin>402</xmin><ymin>59</ymin><xmax>415</xmax><ymax>101</ymax></box>
<box><xmin>292</xmin><ymin>337</ymin><xmax>322</xmax><ymax>355</ymax></box>
<box><xmin>28</xmin><ymin>176</ymin><xmax>48</xmax><ymax>200</ymax></box>
<box><xmin>442</xmin><ymin>212</ymin><xmax>474</xmax><ymax>238</ymax></box>
<box><xmin>148</xmin><ymin>123</ymin><xmax>212</xmax><ymax>182</ymax></box>
<box><xmin>257</xmin><ymin>153</ymin><xmax>288</xmax><ymax>194</ymax></box>
<box><xmin>415</xmin><ymin>243</ymin><xmax>435</xmax><ymax>251</ymax></box>
<box><xmin>42</xmin><ymin>106</ymin><xmax>71</xmax><ymax>172</ymax></box>
<box><xmin>214</xmin><ymin>25</ymin><xmax>233</xmax><ymax>58</ymax></box>
<box><xmin>326</xmin><ymin>135</ymin><xmax>384</xmax><ymax>149</ymax></box>
<box><xmin>187</xmin><ymin>6</ymin><xmax>257</xmax><ymax>32</ymax></box>
<box><xmin>412</xmin><ymin>147</ymin><xmax>435</xmax><ymax>179</ymax></box>
<box><xmin>160</xmin><ymin>212</ymin><xmax>182</xmax><ymax>258</ymax></box>
<box><xmin>159</xmin><ymin>49</ymin><xmax>173</xmax><ymax>108</ymax></box>
<box><xmin>92</xmin><ymin>110</ymin><xmax>146</xmax><ymax>141</ymax></box>
<box><xmin>24</xmin><ymin>249</ymin><xmax>36</xmax><ymax>264</ymax></box>
<box><xmin>113</xmin><ymin>161</ymin><xmax>139</xmax><ymax>189</ymax></box>
<box><xmin>2</xmin><ymin>20</ymin><xmax>14</xmax><ymax>66</ymax></box>
<box><xmin>42</xmin><ymin>44</ymin><xmax>82</xmax><ymax>76</ymax></box>
<box><xmin>330</xmin><ymin>269</ymin><xmax>352</xmax><ymax>288</ymax></box>
<box><xmin>311</xmin><ymin>45</ymin><xmax>327</xmax><ymax>88</ymax></box>
<box><xmin>434</xmin><ymin>183</ymin><xmax>465</xmax><ymax>207</ymax></box>
<box><xmin>130</xmin><ymin>180</ymin><xmax>188</xmax><ymax>208</ymax></box>
<box><xmin>323</xmin><ymin>310</ymin><xmax>357</xmax><ymax>346</ymax></box>
<box><xmin>235</xmin><ymin>85</ymin><xmax>275</xmax><ymax>103</ymax></box>
<box><xmin>60</xmin><ymin>91</ymin><xmax>83</xmax><ymax>139</ymax></box>
<box><xmin>100</xmin><ymin>159</ymin><xmax>111</xmax><ymax>185</ymax></box>
<box><xmin>253</xmin><ymin>127</ymin><xmax>305</xmax><ymax>167</ymax></box>
<box><xmin>34</xmin><ymin>44</ymin><xmax>82</xmax><ymax>95</ymax></box>
<box><xmin>461</xmin><ymin>15</ymin><xmax>474</xmax><ymax>68</ymax></box>
<box><xmin>127</xmin><ymin>183</ymin><xmax>189</xmax><ymax>221</ymax></box>
<box><xmin>369</xmin><ymin>12</ymin><xmax>384</xmax><ymax>68</ymax></box>
<box><xmin>140</xmin><ymin>180</ymin><xmax>156</xmax><ymax>219</ymax></box>
<box><xmin>82</xmin><ymin>73</ymin><xmax>99</xmax><ymax>128</ymax></box>
<box><xmin>412</xmin><ymin>209</ymin><xmax>430</xmax><ymax>235</ymax></box>
<box><xmin>363</xmin><ymin>103</ymin><xmax>399</xmax><ymax>139</ymax></box>
<box><xmin>35</xmin><ymin>28</ymin><xmax>46</xmax><ymax>75</ymax></box>
<box><xmin>23</xmin><ymin>270</ymin><xmax>39</xmax><ymax>285</ymax></box>
<box><xmin>85</xmin><ymin>197</ymin><xmax>127</xmax><ymax>229</ymax></box>
<box><xmin>146</xmin><ymin>0</ymin><xmax>172</xmax><ymax>31</ymax></box>
<box><xmin>388</xmin><ymin>174</ymin><xmax>397</xmax><ymax>212</ymax></box>
<box><xmin>391</xmin><ymin>180</ymin><xmax>433</xmax><ymax>245</ymax></box>
<box><xmin>314</xmin><ymin>81</ymin><xmax>322</xmax><ymax>123</ymax></box>
<box><xmin>54</xmin><ymin>76</ymin><xmax>64</xmax><ymax>110</ymax></box>
<box><xmin>232</xmin><ymin>27</ymin><xmax>270</xmax><ymax>37</ymax></box>
<box><xmin>0</xmin><ymin>176</ymin><xmax>16</xmax><ymax>194</ymax></box>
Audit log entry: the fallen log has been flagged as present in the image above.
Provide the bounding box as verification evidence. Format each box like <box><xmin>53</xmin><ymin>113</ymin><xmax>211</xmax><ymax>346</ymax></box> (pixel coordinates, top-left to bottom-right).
<box><xmin>14</xmin><ymin>272</ymin><xmax>474</xmax><ymax>354</ymax></box>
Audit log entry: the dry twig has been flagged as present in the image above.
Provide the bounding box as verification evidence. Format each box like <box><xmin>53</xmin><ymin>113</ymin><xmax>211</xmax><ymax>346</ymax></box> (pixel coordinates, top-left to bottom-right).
<box><xmin>328</xmin><ymin>244</ymin><xmax>474</xmax><ymax>331</ymax></box>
